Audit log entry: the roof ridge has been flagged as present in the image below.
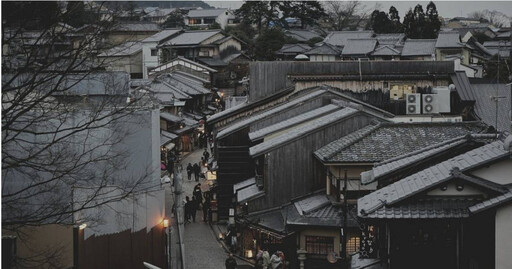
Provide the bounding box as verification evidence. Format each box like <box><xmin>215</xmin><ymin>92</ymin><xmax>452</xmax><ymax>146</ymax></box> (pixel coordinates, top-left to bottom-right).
<box><xmin>321</xmin><ymin>123</ymin><xmax>381</xmax><ymax>161</ymax></box>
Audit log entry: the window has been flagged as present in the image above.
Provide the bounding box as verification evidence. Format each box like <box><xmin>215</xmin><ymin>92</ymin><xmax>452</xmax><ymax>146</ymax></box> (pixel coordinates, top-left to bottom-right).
<box><xmin>199</xmin><ymin>48</ymin><xmax>210</xmax><ymax>57</ymax></box>
<box><xmin>204</xmin><ymin>18</ymin><xmax>215</xmax><ymax>24</ymax></box>
<box><xmin>305</xmin><ymin>236</ymin><xmax>334</xmax><ymax>257</ymax></box>
<box><xmin>189</xmin><ymin>18</ymin><xmax>200</xmax><ymax>25</ymax></box>
<box><xmin>151</xmin><ymin>49</ymin><xmax>157</xmax><ymax>56</ymax></box>
<box><xmin>347</xmin><ymin>236</ymin><xmax>360</xmax><ymax>255</ymax></box>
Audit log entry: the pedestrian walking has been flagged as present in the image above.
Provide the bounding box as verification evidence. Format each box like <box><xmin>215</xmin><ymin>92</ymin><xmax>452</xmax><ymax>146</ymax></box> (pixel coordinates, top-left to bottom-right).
<box><xmin>186</xmin><ymin>163</ymin><xmax>193</xmax><ymax>181</ymax></box>
<box><xmin>190</xmin><ymin>196</ymin><xmax>198</xmax><ymax>222</ymax></box>
<box><xmin>193</xmin><ymin>183</ymin><xmax>202</xmax><ymax>202</ymax></box>
<box><xmin>184</xmin><ymin>196</ymin><xmax>191</xmax><ymax>224</ymax></box>
<box><xmin>203</xmin><ymin>149</ymin><xmax>210</xmax><ymax>163</ymax></box>
<box><xmin>225</xmin><ymin>253</ymin><xmax>237</xmax><ymax>269</ymax></box>
<box><xmin>262</xmin><ymin>248</ymin><xmax>270</xmax><ymax>269</ymax></box>
<box><xmin>202</xmin><ymin>196</ymin><xmax>210</xmax><ymax>222</ymax></box>
<box><xmin>193</xmin><ymin>163</ymin><xmax>200</xmax><ymax>181</ymax></box>
<box><xmin>255</xmin><ymin>250</ymin><xmax>264</xmax><ymax>269</ymax></box>
<box><xmin>270</xmin><ymin>251</ymin><xmax>282</xmax><ymax>269</ymax></box>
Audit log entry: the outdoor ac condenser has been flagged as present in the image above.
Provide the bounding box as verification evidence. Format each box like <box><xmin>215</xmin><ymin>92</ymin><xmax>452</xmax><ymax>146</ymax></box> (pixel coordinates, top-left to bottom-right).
<box><xmin>422</xmin><ymin>94</ymin><xmax>439</xmax><ymax>114</ymax></box>
<box><xmin>406</xmin><ymin>93</ymin><xmax>421</xmax><ymax>115</ymax></box>
<box><xmin>432</xmin><ymin>87</ymin><xmax>451</xmax><ymax>113</ymax></box>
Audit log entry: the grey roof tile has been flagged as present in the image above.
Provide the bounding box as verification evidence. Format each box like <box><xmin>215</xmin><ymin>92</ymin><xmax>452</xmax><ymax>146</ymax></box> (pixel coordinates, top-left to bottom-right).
<box><xmin>317</xmin><ymin>122</ymin><xmax>485</xmax><ymax>163</ymax></box>
<box><xmin>341</xmin><ymin>39</ymin><xmax>377</xmax><ymax>55</ymax></box>
<box><xmin>471</xmin><ymin>82</ymin><xmax>511</xmax><ymax>132</ymax></box>
<box><xmin>285</xmin><ymin>29</ymin><xmax>322</xmax><ymax>42</ymax></box>
<box><xmin>142</xmin><ymin>29</ymin><xmax>182</xmax><ymax>43</ymax></box>
<box><xmin>436</xmin><ymin>31</ymin><xmax>464</xmax><ymax>48</ymax></box>
<box><xmin>186</xmin><ymin>8</ymin><xmax>228</xmax><ymax>18</ymax></box>
<box><xmin>324</xmin><ymin>31</ymin><xmax>373</xmax><ymax>47</ymax></box>
<box><xmin>98</xmin><ymin>41</ymin><xmax>142</xmax><ymax>57</ymax></box>
<box><xmin>276</xmin><ymin>43</ymin><xmax>312</xmax><ymax>54</ymax></box>
<box><xmin>217</xmin><ymin>89</ymin><xmax>327</xmax><ymax>140</ymax></box>
<box><xmin>248</xmin><ymin>104</ymin><xmax>339</xmax><ymax>141</ymax></box>
<box><xmin>304</xmin><ymin>43</ymin><xmax>341</xmax><ymax>55</ymax></box>
<box><xmin>358</xmin><ymin>140</ymin><xmax>509</xmax><ymax>218</ymax></box>
<box><xmin>249</xmin><ymin>107</ymin><xmax>358</xmax><ymax>157</ymax></box>
<box><xmin>371</xmin><ymin>45</ymin><xmax>401</xmax><ymax>56</ymax></box>
<box><xmin>401</xmin><ymin>39</ymin><xmax>436</xmax><ymax>56</ymax></box>
<box><xmin>162</xmin><ymin>30</ymin><xmax>221</xmax><ymax>46</ymax></box>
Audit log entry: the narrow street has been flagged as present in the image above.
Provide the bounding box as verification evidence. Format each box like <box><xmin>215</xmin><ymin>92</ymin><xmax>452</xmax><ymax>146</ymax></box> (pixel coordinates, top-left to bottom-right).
<box><xmin>166</xmin><ymin>146</ymin><xmax>252</xmax><ymax>269</ymax></box>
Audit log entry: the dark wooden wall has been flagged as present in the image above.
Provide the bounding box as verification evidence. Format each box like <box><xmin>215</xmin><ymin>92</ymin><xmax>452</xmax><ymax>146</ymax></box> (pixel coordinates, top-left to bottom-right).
<box><xmin>79</xmin><ymin>226</ymin><xmax>165</xmax><ymax>269</ymax></box>
<box><xmin>248</xmin><ymin>113</ymin><xmax>381</xmax><ymax>211</ymax></box>
<box><xmin>249</xmin><ymin>61</ymin><xmax>455</xmax><ymax>103</ymax></box>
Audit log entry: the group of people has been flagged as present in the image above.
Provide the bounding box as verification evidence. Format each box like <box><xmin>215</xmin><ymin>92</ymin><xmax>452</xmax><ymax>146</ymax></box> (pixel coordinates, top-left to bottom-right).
<box><xmin>186</xmin><ymin>162</ymin><xmax>201</xmax><ymax>181</ymax></box>
<box><xmin>184</xmin><ymin>183</ymin><xmax>211</xmax><ymax>223</ymax></box>
<box><xmin>225</xmin><ymin>248</ymin><xmax>285</xmax><ymax>269</ymax></box>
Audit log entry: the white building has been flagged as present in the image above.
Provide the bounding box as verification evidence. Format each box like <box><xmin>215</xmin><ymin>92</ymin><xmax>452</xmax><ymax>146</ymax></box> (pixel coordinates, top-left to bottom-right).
<box><xmin>184</xmin><ymin>8</ymin><xmax>236</xmax><ymax>30</ymax></box>
<box><xmin>141</xmin><ymin>29</ymin><xmax>183</xmax><ymax>79</ymax></box>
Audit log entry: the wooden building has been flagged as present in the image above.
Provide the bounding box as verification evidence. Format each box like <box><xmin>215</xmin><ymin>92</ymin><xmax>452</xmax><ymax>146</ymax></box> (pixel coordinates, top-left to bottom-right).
<box><xmin>357</xmin><ymin>136</ymin><xmax>512</xmax><ymax>269</ymax></box>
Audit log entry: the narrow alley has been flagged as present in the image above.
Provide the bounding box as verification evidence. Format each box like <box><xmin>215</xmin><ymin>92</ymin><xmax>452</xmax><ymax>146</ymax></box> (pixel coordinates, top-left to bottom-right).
<box><xmin>166</xmin><ymin>146</ymin><xmax>252</xmax><ymax>269</ymax></box>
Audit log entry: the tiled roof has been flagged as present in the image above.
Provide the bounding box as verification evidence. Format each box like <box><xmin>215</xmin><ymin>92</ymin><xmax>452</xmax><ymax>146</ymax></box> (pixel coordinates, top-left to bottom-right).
<box><xmin>160</xmin><ymin>112</ymin><xmax>182</xmax><ymax>122</ymax></box>
<box><xmin>361</xmin><ymin>134</ymin><xmax>497</xmax><ymax>184</ymax></box>
<box><xmin>196</xmin><ymin>57</ymin><xmax>227</xmax><ymax>67</ymax></box>
<box><xmin>142</xmin><ymin>29</ymin><xmax>182</xmax><ymax>43</ymax></box>
<box><xmin>401</xmin><ymin>39</ymin><xmax>436</xmax><ymax>56</ymax></box>
<box><xmin>363</xmin><ymin>197</ymin><xmax>479</xmax><ymax>219</ymax></box>
<box><xmin>469</xmin><ymin>189</ymin><xmax>512</xmax><ymax>214</ymax></box>
<box><xmin>216</xmin><ymin>89</ymin><xmax>327</xmax><ymax>140</ymax></box>
<box><xmin>314</xmin><ymin>122</ymin><xmax>486</xmax><ymax>163</ymax></box>
<box><xmin>249</xmin><ymin>107</ymin><xmax>358</xmax><ymax>157</ymax></box>
<box><xmin>186</xmin><ymin>8</ymin><xmax>227</xmax><ymax>18</ymax></box>
<box><xmin>98</xmin><ymin>41</ymin><xmax>142</xmax><ymax>57</ymax></box>
<box><xmin>158</xmin><ymin>73</ymin><xmax>210</xmax><ymax>95</ymax></box>
<box><xmin>162</xmin><ymin>30</ymin><xmax>221</xmax><ymax>46</ymax></box>
<box><xmin>374</xmin><ymin>33</ymin><xmax>405</xmax><ymax>45</ymax></box>
<box><xmin>110</xmin><ymin>22</ymin><xmax>160</xmax><ymax>32</ymax></box>
<box><xmin>341</xmin><ymin>39</ymin><xmax>377</xmax><ymax>55</ymax></box>
<box><xmin>276</xmin><ymin>43</ymin><xmax>312</xmax><ymax>54</ymax></box>
<box><xmin>471</xmin><ymin>82</ymin><xmax>511</xmax><ymax>132</ymax></box>
<box><xmin>234</xmin><ymin>177</ymin><xmax>265</xmax><ymax>203</ymax></box>
<box><xmin>304</xmin><ymin>43</ymin><xmax>341</xmax><ymax>55</ymax></box>
<box><xmin>248</xmin><ymin>104</ymin><xmax>339</xmax><ymax>141</ymax></box>
<box><xmin>285</xmin><ymin>29</ymin><xmax>322</xmax><ymax>42</ymax></box>
<box><xmin>371</xmin><ymin>45</ymin><xmax>401</xmax><ymax>56</ymax></box>
<box><xmin>358</xmin><ymin>140</ymin><xmax>510</xmax><ymax>217</ymax></box>
<box><xmin>436</xmin><ymin>31</ymin><xmax>464</xmax><ymax>48</ymax></box>
<box><xmin>323</xmin><ymin>31</ymin><xmax>373</xmax><ymax>47</ymax></box>
<box><xmin>451</xmin><ymin>71</ymin><xmax>476</xmax><ymax>101</ymax></box>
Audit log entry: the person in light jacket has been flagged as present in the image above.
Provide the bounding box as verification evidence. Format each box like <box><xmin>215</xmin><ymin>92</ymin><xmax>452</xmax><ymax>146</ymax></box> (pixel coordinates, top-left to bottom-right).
<box><xmin>270</xmin><ymin>251</ymin><xmax>282</xmax><ymax>269</ymax></box>
<box><xmin>262</xmin><ymin>248</ymin><xmax>270</xmax><ymax>269</ymax></box>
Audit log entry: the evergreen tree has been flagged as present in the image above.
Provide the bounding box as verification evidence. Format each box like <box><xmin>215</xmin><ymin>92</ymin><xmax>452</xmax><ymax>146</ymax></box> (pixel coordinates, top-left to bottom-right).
<box><xmin>388</xmin><ymin>6</ymin><xmax>403</xmax><ymax>33</ymax></box>
<box><xmin>403</xmin><ymin>8</ymin><xmax>417</xmax><ymax>38</ymax></box>
<box><xmin>280</xmin><ymin>1</ymin><xmax>326</xmax><ymax>29</ymax></box>
<box><xmin>425</xmin><ymin>1</ymin><xmax>441</xmax><ymax>39</ymax></box>
<box><xmin>253</xmin><ymin>28</ymin><xmax>286</xmax><ymax>60</ymax></box>
<box><xmin>163</xmin><ymin>10</ymin><xmax>185</xmax><ymax>28</ymax></box>
<box><xmin>371</xmin><ymin>10</ymin><xmax>392</xmax><ymax>33</ymax></box>
<box><xmin>236</xmin><ymin>1</ymin><xmax>274</xmax><ymax>34</ymax></box>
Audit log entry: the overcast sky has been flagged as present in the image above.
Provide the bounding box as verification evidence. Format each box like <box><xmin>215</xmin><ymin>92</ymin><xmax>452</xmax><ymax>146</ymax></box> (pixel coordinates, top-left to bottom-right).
<box><xmin>205</xmin><ymin>1</ymin><xmax>512</xmax><ymax>19</ymax></box>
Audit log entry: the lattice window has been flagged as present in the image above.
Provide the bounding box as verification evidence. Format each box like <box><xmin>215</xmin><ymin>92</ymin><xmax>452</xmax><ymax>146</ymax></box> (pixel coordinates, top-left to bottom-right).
<box><xmin>305</xmin><ymin>236</ymin><xmax>334</xmax><ymax>257</ymax></box>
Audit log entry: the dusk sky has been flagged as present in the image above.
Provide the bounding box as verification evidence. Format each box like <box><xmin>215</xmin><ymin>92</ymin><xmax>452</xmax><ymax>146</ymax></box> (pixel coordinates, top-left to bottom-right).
<box><xmin>205</xmin><ymin>1</ymin><xmax>512</xmax><ymax>20</ymax></box>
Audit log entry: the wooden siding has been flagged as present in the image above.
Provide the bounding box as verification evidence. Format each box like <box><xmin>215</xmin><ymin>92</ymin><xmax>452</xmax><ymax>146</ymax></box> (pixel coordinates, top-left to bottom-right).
<box><xmin>248</xmin><ymin>113</ymin><xmax>381</xmax><ymax>211</ymax></box>
<box><xmin>249</xmin><ymin>61</ymin><xmax>454</xmax><ymax>103</ymax></box>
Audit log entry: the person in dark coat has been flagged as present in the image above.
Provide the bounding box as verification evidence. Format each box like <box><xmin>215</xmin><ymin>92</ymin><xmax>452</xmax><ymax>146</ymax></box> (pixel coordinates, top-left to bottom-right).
<box><xmin>225</xmin><ymin>253</ymin><xmax>237</xmax><ymax>269</ymax></box>
<box><xmin>193</xmin><ymin>163</ymin><xmax>200</xmax><ymax>181</ymax></box>
<box><xmin>203</xmin><ymin>149</ymin><xmax>210</xmax><ymax>163</ymax></box>
<box><xmin>184</xmin><ymin>196</ymin><xmax>191</xmax><ymax>224</ymax></box>
<box><xmin>190</xmin><ymin>196</ymin><xmax>198</xmax><ymax>222</ymax></box>
<box><xmin>193</xmin><ymin>183</ymin><xmax>202</xmax><ymax>202</ymax></box>
<box><xmin>186</xmin><ymin>163</ymin><xmax>193</xmax><ymax>181</ymax></box>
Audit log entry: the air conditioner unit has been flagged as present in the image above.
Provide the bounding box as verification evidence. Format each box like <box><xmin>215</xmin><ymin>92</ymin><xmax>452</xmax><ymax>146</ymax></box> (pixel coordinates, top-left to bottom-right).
<box><xmin>432</xmin><ymin>87</ymin><xmax>451</xmax><ymax>113</ymax></box>
<box><xmin>406</xmin><ymin>93</ymin><xmax>421</xmax><ymax>115</ymax></box>
<box><xmin>422</xmin><ymin>94</ymin><xmax>439</xmax><ymax>114</ymax></box>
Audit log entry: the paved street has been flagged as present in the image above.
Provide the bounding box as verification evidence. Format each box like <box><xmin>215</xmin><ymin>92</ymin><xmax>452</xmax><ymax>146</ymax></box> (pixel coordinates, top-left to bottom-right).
<box><xmin>166</xmin><ymin>145</ymin><xmax>252</xmax><ymax>269</ymax></box>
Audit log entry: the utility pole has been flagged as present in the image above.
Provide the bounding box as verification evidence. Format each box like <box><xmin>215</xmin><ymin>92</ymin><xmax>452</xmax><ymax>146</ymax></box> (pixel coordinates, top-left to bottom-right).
<box><xmin>342</xmin><ymin>169</ymin><xmax>348</xmax><ymax>264</ymax></box>
<box><xmin>174</xmin><ymin>164</ymin><xmax>186</xmax><ymax>269</ymax></box>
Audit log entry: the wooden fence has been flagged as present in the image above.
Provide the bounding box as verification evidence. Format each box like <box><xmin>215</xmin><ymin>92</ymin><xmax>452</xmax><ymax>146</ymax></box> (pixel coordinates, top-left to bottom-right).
<box><xmin>79</xmin><ymin>226</ymin><xmax>166</xmax><ymax>269</ymax></box>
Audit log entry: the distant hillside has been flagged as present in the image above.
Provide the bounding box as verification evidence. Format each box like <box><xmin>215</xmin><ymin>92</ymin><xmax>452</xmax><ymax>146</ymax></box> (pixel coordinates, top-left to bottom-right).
<box><xmin>104</xmin><ymin>1</ymin><xmax>212</xmax><ymax>9</ymax></box>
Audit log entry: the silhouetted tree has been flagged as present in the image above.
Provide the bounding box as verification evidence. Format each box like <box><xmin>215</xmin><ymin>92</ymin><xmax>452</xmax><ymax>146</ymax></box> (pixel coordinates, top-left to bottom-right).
<box><xmin>280</xmin><ymin>1</ymin><xmax>326</xmax><ymax>29</ymax></box>
<box><xmin>424</xmin><ymin>1</ymin><xmax>441</xmax><ymax>39</ymax></box>
<box><xmin>163</xmin><ymin>10</ymin><xmax>185</xmax><ymax>28</ymax></box>
<box><xmin>254</xmin><ymin>28</ymin><xmax>286</xmax><ymax>60</ymax></box>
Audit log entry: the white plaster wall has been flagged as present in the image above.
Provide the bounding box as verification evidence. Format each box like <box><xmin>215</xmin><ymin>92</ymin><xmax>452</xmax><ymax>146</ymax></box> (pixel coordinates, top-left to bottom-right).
<box><xmin>496</xmin><ymin>203</ymin><xmax>512</xmax><ymax>269</ymax></box>
<box><xmin>470</xmin><ymin>159</ymin><xmax>512</xmax><ymax>186</ymax></box>
<box><xmin>142</xmin><ymin>40</ymin><xmax>159</xmax><ymax>79</ymax></box>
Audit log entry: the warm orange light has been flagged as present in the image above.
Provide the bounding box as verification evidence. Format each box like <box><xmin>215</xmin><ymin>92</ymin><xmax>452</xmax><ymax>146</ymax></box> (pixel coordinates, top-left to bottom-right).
<box><xmin>163</xmin><ymin>218</ymin><xmax>170</xmax><ymax>228</ymax></box>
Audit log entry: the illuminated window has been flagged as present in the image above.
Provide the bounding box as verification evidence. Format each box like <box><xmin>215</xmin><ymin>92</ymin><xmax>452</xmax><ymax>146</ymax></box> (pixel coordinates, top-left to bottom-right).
<box><xmin>347</xmin><ymin>236</ymin><xmax>360</xmax><ymax>255</ymax></box>
<box><xmin>189</xmin><ymin>18</ymin><xmax>199</xmax><ymax>25</ymax></box>
<box><xmin>305</xmin><ymin>236</ymin><xmax>334</xmax><ymax>257</ymax></box>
